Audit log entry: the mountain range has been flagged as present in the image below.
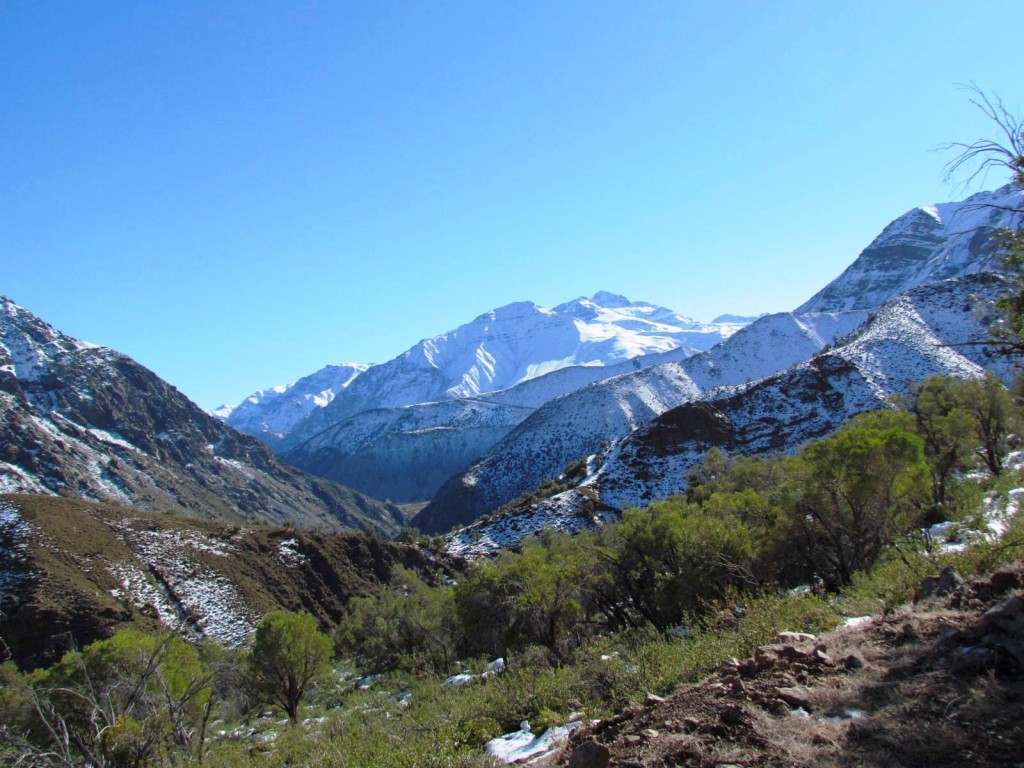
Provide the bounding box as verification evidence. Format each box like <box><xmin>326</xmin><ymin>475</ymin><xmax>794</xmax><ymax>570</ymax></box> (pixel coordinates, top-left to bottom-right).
<box><xmin>437</xmin><ymin>186</ymin><xmax>1023</xmax><ymax>553</ymax></box>
<box><xmin>0</xmin><ymin>184</ymin><xmax>1020</xmax><ymax>556</ymax></box>
<box><xmin>216</xmin><ymin>292</ymin><xmax>747</xmax><ymax>502</ymax></box>
<box><xmin>0</xmin><ymin>179</ymin><xmax>1021</xmax><ymax>676</ymax></box>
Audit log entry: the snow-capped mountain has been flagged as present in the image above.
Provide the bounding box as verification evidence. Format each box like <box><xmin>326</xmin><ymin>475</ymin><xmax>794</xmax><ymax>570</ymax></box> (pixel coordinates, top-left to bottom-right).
<box><xmin>282</xmin><ymin>346</ymin><xmax>694</xmax><ymax>502</ymax></box>
<box><xmin>597</xmin><ymin>272</ymin><xmax>1014</xmax><ymax>510</ymax></box>
<box><xmin>215</xmin><ymin>362</ymin><xmax>370</xmax><ymax>445</ymax></box>
<box><xmin>798</xmin><ymin>185</ymin><xmax>1023</xmax><ymax>313</ymax></box>
<box><xmin>0</xmin><ymin>296</ymin><xmax>403</xmax><ymax>534</ymax></box>
<box><xmin>415</xmin><ymin>309</ymin><xmax>868</xmax><ymax>532</ymax></box>
<box><xmin>278</xmin><ymin>292</ymin><xmax>744</xmax><ymax>452</ymax></box>
<box><xmin>422</xmin><ymin>187</ymin><xmax>1023</xmax><ymax>536</ymax></box>
<box><xmin>446</xmin><ymin>272</ymin><xmax>1013</xmax><ymax>557</ymax></box>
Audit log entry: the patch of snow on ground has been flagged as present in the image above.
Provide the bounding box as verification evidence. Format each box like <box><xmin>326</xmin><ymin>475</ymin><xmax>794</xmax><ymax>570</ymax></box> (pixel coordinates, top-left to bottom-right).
<box><xmin>107</xmin><ymin>561</ymin><xmax>181</xmax><ymax>627</ymax></box>
<box><xmin>277</xmin><ymin>538</ymin><xmax>307</xmax><ymax>567</ymax></box>
<box><xmin>88</xmin><ymin>428</ymin><xmax>141</xmax><ymax>452</ymax></box>
<box><xmin>0</xmin><ymin>461</ymin><xmax>54</xmax><ymax>495</ymax></box>
<box><xmin>214</xmin><ymin>455</ymin><xmax>256</xmax><ymax>481</ymax></box>
<box><xmin>984</xmin><ymin>487</ymin><xmax>1024</xmax><ymax>539</ymax></box>
<box><xmin>446</xmin><ymin>491</ymin><xmax>616</xmax><ymax>559</ymax></box>
<box><xmin>106</xmin><ymin>519</ymin><xmax>260</xmax><ymax>645</ymax></box>
<box><xmin>485</xmin><ymin>721</ymin><xmax>582</xmax><ymax>764</ymax></box>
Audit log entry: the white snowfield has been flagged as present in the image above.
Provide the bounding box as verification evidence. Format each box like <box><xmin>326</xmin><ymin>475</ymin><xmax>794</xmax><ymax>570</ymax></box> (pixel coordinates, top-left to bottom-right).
<box><xmin>105</xmin><ymin>518</ymin><xmax>261</xmax><ymax>646</ymax></box>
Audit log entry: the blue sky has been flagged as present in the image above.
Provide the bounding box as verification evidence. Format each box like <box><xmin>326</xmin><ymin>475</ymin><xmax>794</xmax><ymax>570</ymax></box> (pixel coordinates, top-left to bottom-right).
<box><xmin>1</xmin><ymin>1</ymin><xmax>1021</xmax><ymax>409</ymax></box>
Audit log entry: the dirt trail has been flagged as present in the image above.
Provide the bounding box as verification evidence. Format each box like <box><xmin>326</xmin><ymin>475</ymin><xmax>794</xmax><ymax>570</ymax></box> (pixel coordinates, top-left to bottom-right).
<box><xmin>556</xmin><ymin>565</ymin><xmax>1024</xmax><ymax>767</ymax></box>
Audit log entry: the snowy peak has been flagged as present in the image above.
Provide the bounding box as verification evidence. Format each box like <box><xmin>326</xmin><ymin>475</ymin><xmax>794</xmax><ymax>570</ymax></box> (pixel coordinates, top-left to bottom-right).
<box><xmin>590</xmin><ymin>290</ymin><xmax>633</xmax><ymax>308</ymax></box>
<box><xmin>220</xmin><ymin>362</ymin><xmax>370</xmax><ymax>443</ymax></box>
<box><xmin>279</xmin><ymin>292</ymin><xmax>747</xmax><ymax>449</ymax></box>
<box><xmin>798</xmin><ymin>185</ymin><xmax>1023</xmax><ymax>313</ymax></box>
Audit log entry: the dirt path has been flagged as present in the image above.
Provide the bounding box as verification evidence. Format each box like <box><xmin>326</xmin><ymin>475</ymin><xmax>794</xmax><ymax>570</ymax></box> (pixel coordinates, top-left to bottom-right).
<box><xmin>556</xmin><ymin>565</ymin><xmax>1024</xmax><ymax>767</ymax></box>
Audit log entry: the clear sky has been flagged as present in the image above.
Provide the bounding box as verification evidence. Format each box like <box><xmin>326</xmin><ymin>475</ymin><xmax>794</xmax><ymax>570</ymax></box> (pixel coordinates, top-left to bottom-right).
<box><xmin>1</xmin><ymin>2</ymin><xmax>1021</xmax><ymax>410</ymax></box>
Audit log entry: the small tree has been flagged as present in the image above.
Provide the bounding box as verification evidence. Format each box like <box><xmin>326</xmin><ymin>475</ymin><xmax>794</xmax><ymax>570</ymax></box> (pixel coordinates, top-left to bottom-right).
<box><xmin>335</xmin><ymin>567</ymin><xmax>457</xmax><ymax>674</ymax></box>
<box><xmin>782</xmin><ymin>414</ymin><xmax>929</xmax><ymax>588</ymax></box>
<box><xmin>911</xmin><ymin>376</ymin><xmax>976</xmax><ymax>516</ymax></box>
<box><xmin>600</xmin><ymin>498</ymin><xmax>754</xmax><ymax>631</ymax></box>
<box><xmin>3</xmin><ymin>629</ymin><xmax>213</xmax><ymax>768</ymax></box>
<box><xmin>247</xmin><ymin>611</ymin><xmax>332</xmax><ymax>723</ymax></box>
<box><xmin>953</xmin><ymin>373</ymin><xmax>1017</xmax><ymax>476</ymax></box>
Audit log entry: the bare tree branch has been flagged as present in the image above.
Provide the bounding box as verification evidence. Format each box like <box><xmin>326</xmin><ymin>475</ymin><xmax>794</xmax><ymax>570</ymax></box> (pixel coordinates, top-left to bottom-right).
<box><xmin>940</xmin><ymin>83</ymin><xmax>1024</xmax><ymax>192</ymax></box>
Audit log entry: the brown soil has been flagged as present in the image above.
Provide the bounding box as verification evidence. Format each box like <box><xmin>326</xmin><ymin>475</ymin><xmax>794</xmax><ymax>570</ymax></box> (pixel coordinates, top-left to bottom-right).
<box><xmin>0</xmin><ymin>494</ymin><xmax>460</xmax><ymax>669</ymax></box>
<box><xmin>556</xmin><ymin>565</ymin><xmax>1024</xmax><ymax>767</ymax></box>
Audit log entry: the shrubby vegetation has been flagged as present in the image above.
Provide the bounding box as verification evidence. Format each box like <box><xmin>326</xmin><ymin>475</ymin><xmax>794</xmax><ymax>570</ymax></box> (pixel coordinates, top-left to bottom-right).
<box><xmin>3</xmin><ymin>374</ymin><xmax>1023</xmax><ymax>767</ymax></box>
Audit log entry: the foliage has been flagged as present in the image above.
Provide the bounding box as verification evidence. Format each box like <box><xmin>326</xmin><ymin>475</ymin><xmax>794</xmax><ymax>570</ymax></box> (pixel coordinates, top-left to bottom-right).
<box><xmin>0</xmin><ymin>629</ymin><xmax>212</xmax><ymax>767</ymax></box>
<box><xmin>779</xmin><ymin>413</ymin><xmax>929</xmax><ymax>588</ymax></box>
<box><xmin>598</xmin><ymin>499</ymin><xmax>755</xmax><ymax>631</ymax></box>
<box><xmin>247</xmin><ymin>610</ymin><xmax>333</xmax><ymax>723</ymax></box>
<box><xmin>953</xmin><ymin>372</ymin><xmax>1018</xmax><ymax>476</ymax></box>
<box><xmin>335</xmin><ymin>567</ymin><xmax>457</xmax><ymax>674</ymax></box>
<box><xmin>911</xmin><ymin>375</ymin><xmax>978</xmax><ymax>518</ymax></box>
<box><xmin>453</xmin><ymin>530</ymin><xmax>604</xmax><ymax>662</ymax></box>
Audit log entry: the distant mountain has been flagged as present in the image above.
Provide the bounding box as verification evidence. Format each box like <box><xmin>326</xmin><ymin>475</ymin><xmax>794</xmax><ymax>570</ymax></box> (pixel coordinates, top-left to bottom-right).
<box><xmin>280</xmin><ymin>292</ymin><xmax>744</xmax><ymax>450</ymax></box>
<box><xmin>712</xmin><ymin>313</ymin><xmax>765</xmax><ymax>324</ymax></box>
<box><xmin>416</xmin><ymin>309</ymin><xmax>868</xmax><ymax>532</ymax></box>
<box><xmin>268</xmin><ymin>293</ymin><xmax>746</xmax><ymax>501</ymax></box>
<box><xmin>797</xmin><ymin>185</ymin><xmax>1023</xmax><ymax>313</ymax></box>
<box><xmin>0</xmin><ymin>296</ymin><xmax>403</xmax><ymax>534</ymax></box>
<box><xmin>446</xmin><ymin>272</ymin><xmax>1013</xmax><ymax>557</ymax></box>
<box><xmin>281</xmin><ymin>346</ymin><xmax>695</xmax><ymax>503</ymax></box>
<box><xmin>215</xmin><ymin>362</ymin><xmax>370</xmax><ymax>446</ymax></box>
<box><xmin>421</xmin><ymin>187</ymin><xmax>1024</xmax><ymax>536</ymax></box>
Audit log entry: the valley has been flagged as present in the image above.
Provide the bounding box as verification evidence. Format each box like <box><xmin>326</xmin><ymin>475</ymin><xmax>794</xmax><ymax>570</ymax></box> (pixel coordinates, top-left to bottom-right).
<box><xmin>1</xmin><ymin>181</ymin><xmax>1023</xmax><ymax>768</ymax></box>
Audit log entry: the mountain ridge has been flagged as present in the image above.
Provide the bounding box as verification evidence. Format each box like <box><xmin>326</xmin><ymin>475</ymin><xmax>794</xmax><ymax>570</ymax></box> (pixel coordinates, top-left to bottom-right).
<box><xmin>0</xmin><ymin>296</ymin><xmax>404</xmax><ymax>535</ymax></box>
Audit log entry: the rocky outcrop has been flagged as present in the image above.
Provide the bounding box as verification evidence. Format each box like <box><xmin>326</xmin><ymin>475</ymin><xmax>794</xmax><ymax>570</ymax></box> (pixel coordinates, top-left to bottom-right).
<box><xmin>554</xmin><ymin>562</ymin><xmax>1024</xmax><ymax>767</ymax></box>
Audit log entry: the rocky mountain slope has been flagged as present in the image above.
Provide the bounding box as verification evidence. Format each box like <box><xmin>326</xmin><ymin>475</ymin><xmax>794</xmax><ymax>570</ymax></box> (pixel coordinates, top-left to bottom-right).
<box><xmin>0</xmin><ymin>297</ymin><xmax>404</xmax><ymax>534</ymax></box>
<box><xmin>418</xmin><ymin>310</ymin><xmax>868</xmax><ymax>533</ymax></box>
<box><xmin>444</xmin><ymin>273</ymin><xmax>1012</xmax><ymax>557</ymax></box>
<box><xmin>0</xmin><ymin>494</ymin><xmax>458</xmax><ymax>669</ymax></box>
<box><xmin>798</xmin><ymin>184</ymin><xmax>1023</xmax><ymax>313</ymax></box>
<box><xmin>215</xmin><ymin>362</ymin><xmax>370</xmax><ymax>446</ymax></box>
<box><xmin>424</xmin><ymin>187</ymin><xmax>1023</xmax><ymax>539</ymax></box>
